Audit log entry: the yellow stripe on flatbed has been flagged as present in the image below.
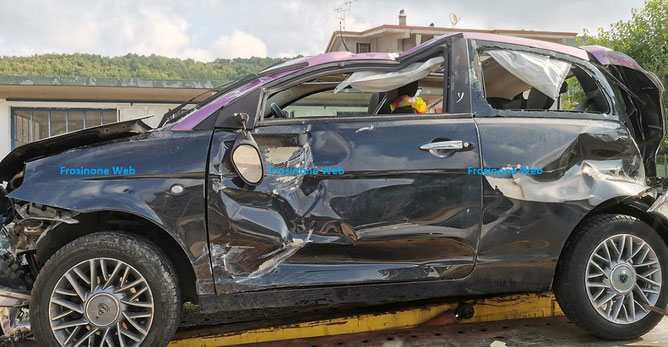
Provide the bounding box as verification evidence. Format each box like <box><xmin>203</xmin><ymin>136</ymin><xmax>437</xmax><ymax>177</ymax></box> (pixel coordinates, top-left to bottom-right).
<box><xmin>169</xmin><ymin>292</ymin><xmax>563</xmax><ymax>346</ymax></box>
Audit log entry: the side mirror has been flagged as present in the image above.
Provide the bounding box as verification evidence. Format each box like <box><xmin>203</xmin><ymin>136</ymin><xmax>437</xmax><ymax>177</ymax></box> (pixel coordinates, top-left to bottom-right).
<box><xmin>230</xmin><ymin>132</ymin><xmax>264</xmax><ymax>186</ymax></box>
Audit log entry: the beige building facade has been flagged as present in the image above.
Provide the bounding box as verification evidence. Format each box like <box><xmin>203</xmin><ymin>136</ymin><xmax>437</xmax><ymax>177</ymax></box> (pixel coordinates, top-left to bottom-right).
<box><xmin>326</xmin><ymin>11</ymin><xmax>577</xmax><ymax>54</ymax></box>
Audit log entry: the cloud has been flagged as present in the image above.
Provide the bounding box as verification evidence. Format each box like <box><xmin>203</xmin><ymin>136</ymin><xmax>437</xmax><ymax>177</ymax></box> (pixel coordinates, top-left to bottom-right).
<box><xmin>0</xmin><ymin>0</ymin><xmax>205</xmax><ymax>59</ymax></box>
<box><xmin>0</xmin><ymin>0</ymin><xmax>648</xmax><ymax>60</ymax></box>
<box><xmin>210</xmin><ymin>31</ymin><xmax>268</xmax><ymax>59</ymax></box>
<box><xmin>118</xmin><ymin>12</ymin><xmax>193</xmax><ymax>58</ymax></box>
<box><xmin>278</xmin><ymin>49</ymin><xmax>298</xmax><ymax>58</ymax></box>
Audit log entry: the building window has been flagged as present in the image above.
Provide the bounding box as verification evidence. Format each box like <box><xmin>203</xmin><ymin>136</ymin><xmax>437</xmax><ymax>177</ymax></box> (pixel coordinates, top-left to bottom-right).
<box><xmin>356</xmin><ymin>42</ymin><xmax>371</xmax><ymax>53</ymax></box>
<box><xmin>11</xmin><ymin>108</ymin><xmax>118</xmax><ymax>148</ymax></box>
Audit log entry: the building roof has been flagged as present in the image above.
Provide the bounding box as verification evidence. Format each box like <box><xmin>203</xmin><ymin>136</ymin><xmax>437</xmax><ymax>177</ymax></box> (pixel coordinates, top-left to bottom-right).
<box><xmin>0</xmin><ymin>75</ymin><xmax>229</xmax><ymax>103</ymax></box>
<box><xmin>326</xmin><ymin>24</ymin><xmax>578</xmax><ymax>52</ymax></box>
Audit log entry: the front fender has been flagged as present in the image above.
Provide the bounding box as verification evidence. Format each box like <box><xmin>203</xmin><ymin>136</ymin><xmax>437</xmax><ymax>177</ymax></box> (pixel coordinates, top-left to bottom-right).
<box><xmin>6</xmin><ymin>129</ymin><xmax>216</xmax><ymax>295</ymax></box>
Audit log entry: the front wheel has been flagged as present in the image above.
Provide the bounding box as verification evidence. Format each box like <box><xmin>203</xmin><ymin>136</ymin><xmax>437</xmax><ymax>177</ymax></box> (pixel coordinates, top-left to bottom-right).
<box><xmin>30</xmin><ymin>232</ymin><xmax>181</xmax><ymax>346</ymax></box>
<box><xmin>554</xmin><ymin>214</ymin><xmax>668</xmax><ymax>340</ymax></box>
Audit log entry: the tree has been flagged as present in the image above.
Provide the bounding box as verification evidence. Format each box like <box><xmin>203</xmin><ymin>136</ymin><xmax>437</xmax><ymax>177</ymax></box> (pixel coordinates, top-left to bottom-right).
<box><xmin>578</xmin><ymin>0</ymin><xmax>667</xmax><ymax>102</ymax></box>
<box><xmin>0</xmin><ymin>54</ymin><xmax>291</xmax><ymax>81</ymax></box>
<box><xmin>578</xmin><ymin>0</ymin><xmax>668</xmax><ymax>164</ymax></box>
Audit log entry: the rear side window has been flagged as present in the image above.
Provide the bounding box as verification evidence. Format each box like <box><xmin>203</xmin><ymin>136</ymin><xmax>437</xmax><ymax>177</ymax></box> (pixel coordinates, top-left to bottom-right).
<box><xmin>558</xmin><ymin>68</ymin><xmax>608</xmax><ymax>113</ymax></box>
<box><xmin>477</xmin><ymin>49</ymin><xmax>609</xmax><ymax>114</ymax></box>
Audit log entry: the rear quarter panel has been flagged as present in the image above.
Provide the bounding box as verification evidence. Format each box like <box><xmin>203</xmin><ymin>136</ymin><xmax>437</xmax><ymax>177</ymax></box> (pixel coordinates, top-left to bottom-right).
<box><xmin>470</xmin><ymin>116</ymin><xmax>648</xmax><ymax>289</ymax></box>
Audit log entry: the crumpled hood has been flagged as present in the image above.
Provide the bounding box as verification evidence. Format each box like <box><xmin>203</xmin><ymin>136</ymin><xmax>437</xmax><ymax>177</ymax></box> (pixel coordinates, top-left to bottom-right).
<box><xmin>0</xmin><ymin>117</ymin><xmax>151</xmax><ymax>183</ymax></box>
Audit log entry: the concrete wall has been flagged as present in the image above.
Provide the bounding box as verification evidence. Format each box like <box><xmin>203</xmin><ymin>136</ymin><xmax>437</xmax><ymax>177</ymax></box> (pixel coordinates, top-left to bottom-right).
<box><xmin>0</xmin><ymin>99</ymin><xmax>10</xmax><ymax>160</ymax></box>
<box><xmin>375</xmin><ymin>35</ymin><xmax>400</xmax><ymax>53</ymax></box>
<box><xmin>0</xmin><ymin>99</ymin><xmax>182</xmax><ymax>159</ymax></box>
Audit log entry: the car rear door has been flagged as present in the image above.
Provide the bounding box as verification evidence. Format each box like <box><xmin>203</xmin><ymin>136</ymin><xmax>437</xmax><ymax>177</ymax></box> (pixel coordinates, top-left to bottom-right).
<box><xmin>466</xmin><ymin>40</ymin><xmax>655</xmax><ymax>290</ymax></box>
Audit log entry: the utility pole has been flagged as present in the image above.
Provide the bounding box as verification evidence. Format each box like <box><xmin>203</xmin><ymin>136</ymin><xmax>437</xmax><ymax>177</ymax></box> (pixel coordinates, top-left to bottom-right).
<box><xmin>334</xmin><ymin>0</ymin><xmax>358</xmax><ymax>30</ymax></box>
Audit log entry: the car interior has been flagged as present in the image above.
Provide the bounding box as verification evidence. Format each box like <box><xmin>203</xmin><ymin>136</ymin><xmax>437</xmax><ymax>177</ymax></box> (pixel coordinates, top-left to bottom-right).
<box><xmin>478</xmin><ymin>51</ymin><xmax>609</xmax><ymax>113</ymax></box>
<box><xmin>264</xmin><ymin>64</ymin><xmax>445</xmax><ymax>119</ymax></box>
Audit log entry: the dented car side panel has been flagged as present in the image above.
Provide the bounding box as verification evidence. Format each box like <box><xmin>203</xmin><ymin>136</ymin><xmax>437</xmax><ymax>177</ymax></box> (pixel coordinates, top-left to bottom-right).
<box><xmin>201</xmin><ymin>36</ymin><xmax>666</xmax><ymax>300</ymax></box>
<box><xmin>6</xmin><ymin>130</ymin><xmax>216</xmax><ymax>295</ymax></box>
<box><xmin>464</xmin><ymin>39</ymin><xmax>661</xmax><ymax>290</ymax></box>
<box><xmin>207</xmin><ymin>117</ymin><xmax>482</xmax><ymax>293</ymax></box>
<box><xmin>475</xmin><ymin>117</ymin><xmax>648</xmax><ymax>275</ymax></box>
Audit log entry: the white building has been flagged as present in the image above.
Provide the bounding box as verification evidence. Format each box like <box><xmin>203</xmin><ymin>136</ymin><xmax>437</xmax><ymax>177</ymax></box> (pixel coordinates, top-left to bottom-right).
<box><xmin>0</xmin><ymin>76</ymin><xmax>222</xmax><ymax>158</ymax></box>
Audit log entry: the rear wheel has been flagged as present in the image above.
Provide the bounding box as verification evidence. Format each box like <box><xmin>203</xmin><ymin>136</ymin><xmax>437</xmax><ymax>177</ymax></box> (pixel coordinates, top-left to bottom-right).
<box><xmin>30</xmin><ymin>232</ymin><xmax>181</xmax><ymax>346</ymax></box>
<box><xmin>554</xmin><ymin>214</ymin><xmax>668</xmax><ymax>340</ymax></box>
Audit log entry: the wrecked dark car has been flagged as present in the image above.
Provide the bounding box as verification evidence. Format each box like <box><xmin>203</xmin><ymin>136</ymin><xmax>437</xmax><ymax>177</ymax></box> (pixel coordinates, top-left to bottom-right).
<box><xmin>0</xmin><ymin>32</ymin><xmax>666</xmax><ymax>345</ymax></box>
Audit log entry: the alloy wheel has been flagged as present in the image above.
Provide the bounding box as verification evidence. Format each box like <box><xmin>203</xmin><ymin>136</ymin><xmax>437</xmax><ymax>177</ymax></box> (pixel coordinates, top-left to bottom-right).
<box><xmin>586</xmin><ymin>234</ymin><xmax>662</xmax><ymax>324</ymax></box>
<box><xmin>48</xmin><ymin>258</ymin><xmax>154</xmax><ymax>346</ymax></box>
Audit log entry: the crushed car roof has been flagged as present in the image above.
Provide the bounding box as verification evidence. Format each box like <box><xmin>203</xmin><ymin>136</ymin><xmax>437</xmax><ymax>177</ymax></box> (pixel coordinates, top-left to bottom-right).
<box><xmin>172</xmin><ymin>51</ymin><xmax>398</xmax><ymax>131</ymax></box>
<box><xmin>172</xmin><ymin>32</ymin><xmax>638</xmax><ymax>131</ymax></box>
<box><xmin>580</xmin><ymin>45</ymin><xmax>644</xmax><ymax>71</ymax></box>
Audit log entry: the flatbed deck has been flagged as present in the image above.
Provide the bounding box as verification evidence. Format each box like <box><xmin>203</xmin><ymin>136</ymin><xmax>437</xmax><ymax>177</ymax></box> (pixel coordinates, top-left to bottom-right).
<box><xmin>5</xmin><ymin>292</ymin><xmax>667</xmax><ymax>346</ymax></box>
<box><xmin>169</xmin><ymin>292</ymin><xmax>668</xmax><ymax>346</ymax></box>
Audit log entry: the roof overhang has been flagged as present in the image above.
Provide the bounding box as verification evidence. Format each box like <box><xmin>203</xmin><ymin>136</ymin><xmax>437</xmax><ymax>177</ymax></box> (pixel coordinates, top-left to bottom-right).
<box><xmin>0</xmin><ymin>76</ymin><xmax>228</xmax><ymax>103</ymax></box>
<box><xmin>326</xmin><ymin>25</ymin><xmax>577</xmax><ymax>52</ymax></box>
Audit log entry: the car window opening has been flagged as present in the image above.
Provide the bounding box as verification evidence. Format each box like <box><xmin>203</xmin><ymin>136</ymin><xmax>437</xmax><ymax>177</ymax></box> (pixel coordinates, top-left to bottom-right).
<box><xmin>478</xmin><ymin>49</ymin><xmax>609</xmax><ymax>114</ymax></box>
<box><xmin>264</xmin><ymin>57</ymin><xmax>446</xmax><ymax>120</ymax></box>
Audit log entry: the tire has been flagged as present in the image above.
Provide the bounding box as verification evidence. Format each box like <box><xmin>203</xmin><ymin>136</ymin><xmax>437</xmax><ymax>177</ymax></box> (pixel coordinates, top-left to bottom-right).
<box><xmin>554</xmin><ymin>214</ymin><xmax>668</xmax><ymax>340</ymax></box>
<box><xmin>30</xmin><ymin>232</ymin><xmax>181</xmax><ymax>346</ymax></box>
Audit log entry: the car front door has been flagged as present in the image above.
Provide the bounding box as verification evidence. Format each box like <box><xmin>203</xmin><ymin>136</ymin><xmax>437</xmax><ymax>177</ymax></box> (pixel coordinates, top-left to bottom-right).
<box><xmin>207</xmin><ymin>42</ymin><xmax>481</xmax><ymax>294</ymax></box>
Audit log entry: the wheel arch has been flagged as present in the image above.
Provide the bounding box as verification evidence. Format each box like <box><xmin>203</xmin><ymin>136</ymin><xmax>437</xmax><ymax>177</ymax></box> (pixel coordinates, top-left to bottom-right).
<box><xmin>35</xmin><ymin>210</ymin><xmax>199</xmax><ymax>302</ymax></box>
<box><xmin>553</xmin><ymin>194</ymin><xmax>668</xmax><ymax>287</ymax></box>
<box><xmin>582</xmin><ymin>196</ymin><xmax>668</xmax><ymax>245</ymax></box>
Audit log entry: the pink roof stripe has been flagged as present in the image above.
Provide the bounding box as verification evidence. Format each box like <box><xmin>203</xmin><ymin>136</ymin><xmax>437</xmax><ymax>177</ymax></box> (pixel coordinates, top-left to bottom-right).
<box><xmin>172</xmin><ymin>52</ymin><xmax>397</xmax><ymax>131</ymax></box>
<box><xmin>463</xmin><ymin>32</ymin><xmax>589</xmax><ymax>60</ymax></box>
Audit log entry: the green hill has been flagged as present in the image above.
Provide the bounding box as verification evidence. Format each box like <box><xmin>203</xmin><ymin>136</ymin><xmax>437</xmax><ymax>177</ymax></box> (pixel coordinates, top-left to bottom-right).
<box><xmin>0</xmin><ymin>53</ymin><xmax>288</xmax><ymax>81</ymax></box>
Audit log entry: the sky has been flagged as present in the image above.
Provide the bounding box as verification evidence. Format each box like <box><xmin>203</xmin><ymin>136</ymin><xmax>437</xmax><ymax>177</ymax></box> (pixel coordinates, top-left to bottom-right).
<box><xmin>0</xmin><ymin>0</ymin><xmax>646</xmax><ymax>61</ymax></box>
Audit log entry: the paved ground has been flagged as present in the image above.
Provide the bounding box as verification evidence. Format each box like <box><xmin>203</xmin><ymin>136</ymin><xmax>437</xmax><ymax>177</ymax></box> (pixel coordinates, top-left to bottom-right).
<box><xmin>4</xmin><ymin>307</ymin><xmax>667</xmax><ymax>346</ymax></box>
<box><xmin>256</xmin><ymin>316</ymin><xmax>668</xmax><ymax>347</ymax></box>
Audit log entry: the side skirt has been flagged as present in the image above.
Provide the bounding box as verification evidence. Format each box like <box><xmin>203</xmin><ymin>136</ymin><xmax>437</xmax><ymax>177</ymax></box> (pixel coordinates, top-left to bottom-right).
<box><xmin>198</xmin><ymin>261</ymin><xmax>555</xmax><ymax>313</ymax></box>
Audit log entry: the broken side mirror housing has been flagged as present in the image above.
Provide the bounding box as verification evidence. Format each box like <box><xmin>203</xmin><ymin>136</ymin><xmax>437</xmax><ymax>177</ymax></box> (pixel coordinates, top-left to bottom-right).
<box><xmin>230</xmin><ymin>131</ymin><xmax>264</xmax><ymax>186</ymax></box>
<box><xmin>231</xmin><ymin>139</ymin><xmax>264</xmax><ymax>186</ymax></box>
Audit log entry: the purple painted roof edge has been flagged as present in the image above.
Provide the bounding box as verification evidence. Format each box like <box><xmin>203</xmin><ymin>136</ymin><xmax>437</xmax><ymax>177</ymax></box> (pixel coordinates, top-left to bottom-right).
<box><xmin>172</xmin><ymin>51</ymin><xmax>397</xmax><ymax>131</ymax></box>
<box><xmin>401</xmin><ymin>32</ymin><xmax>589</xmax><ymax>61</ymax></box>
<box><xmin>399</xmin><ymin>32</ymin><xmax>458</xmax><ymax>58</ymax></box>
<box><xmin>580</xmin><ymin>45</ymin><xmax>643</xmax><ymax>71</ymax></box>
<box><xmin>462</xmin><ymin>32</ymin><xmax>589</xmax><ymax>60</ymax></box>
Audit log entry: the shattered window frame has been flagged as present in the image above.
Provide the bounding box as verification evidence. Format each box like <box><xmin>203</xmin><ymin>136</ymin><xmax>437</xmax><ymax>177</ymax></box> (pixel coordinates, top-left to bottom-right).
<box><xmin>256</xmin><ymin>55</ymin><xmax>452</xmax><ymax>125</ymax></box>
<box><xmin>467</xmin><ymin>40</ymin><xmax>616</xmax><ymax>120</ymax></box>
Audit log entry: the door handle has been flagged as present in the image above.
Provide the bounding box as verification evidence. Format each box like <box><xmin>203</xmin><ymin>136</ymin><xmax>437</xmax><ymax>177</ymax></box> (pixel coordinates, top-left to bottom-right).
<box><xmin>420</xmin><ymin>140</ymin><xmax>471</xmax><ymax>151</ymax></box>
